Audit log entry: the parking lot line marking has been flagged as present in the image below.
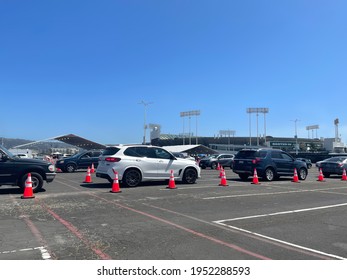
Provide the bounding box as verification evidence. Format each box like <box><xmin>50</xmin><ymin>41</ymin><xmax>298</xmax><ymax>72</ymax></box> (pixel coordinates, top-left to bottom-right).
<box><xmin>143</xmin><ymin>203</ymin><xmax>340</xmax><ymax>260</ymax></box>
<box><xmin>0</xmin><ymin>246</ymin><xmax>46</xmax><ymax>255</ymax></box>
<box><xmin>10</xmin><ymin>196</ymin><xmax>54</xmax><ymax>260</ymax></box>
<box><xmin>87</xmin><ymin>193</ymin><xmax>271</xmax><ymax>260</ymax></box>
<box><xmin>37</xmin><ymin>199</ymin><xmax>112</xmax><ymax>260</ymax></box>
<box><xmin>203</xmin><ymin>186</ymin><xmax>347</xmax><ymax>200</ymax></box>
<box><xmin>214</xmin><ymin>222</ymin><xmax>346</xmax><ymax>260</ymax></box>
<box><xmin>203</xmin><ymin>189</ymin><xmax>306</xmax><ymax>199</ymax></box>
<box><xmin>215</xmin><ymin>202</ymin><xmax>347</xmax><ymax>223</ymax></box>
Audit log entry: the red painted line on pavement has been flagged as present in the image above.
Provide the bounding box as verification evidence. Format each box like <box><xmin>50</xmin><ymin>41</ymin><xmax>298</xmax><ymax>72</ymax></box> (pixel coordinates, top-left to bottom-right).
<box><xmin>10</xmin><ymin>196</ymin><xmax>56</xmax><ymax>259</ymax></box>
<box><xmin>90</xmin><ymin>194</ymin><xmax>271</xmax><ymax>260</ymax></box>
<box><xmin>38</xmin><ymin>199</ymin><xmax>112</xmax><ymax>260</ymax></box>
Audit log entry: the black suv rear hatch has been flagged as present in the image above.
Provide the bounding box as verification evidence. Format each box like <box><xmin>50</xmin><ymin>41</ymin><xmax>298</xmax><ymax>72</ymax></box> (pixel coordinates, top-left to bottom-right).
<box><xmin>233</xmin><ymin>150</ymin><xmax>267</xmax><ymax>173</ymax></box>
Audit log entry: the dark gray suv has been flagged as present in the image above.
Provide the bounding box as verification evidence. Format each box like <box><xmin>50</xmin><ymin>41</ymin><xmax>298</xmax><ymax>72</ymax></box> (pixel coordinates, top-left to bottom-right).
<box><xmin>232</xmin><ymin>148</ymin><xmax>308</xmax><ymax>181</ymax></box>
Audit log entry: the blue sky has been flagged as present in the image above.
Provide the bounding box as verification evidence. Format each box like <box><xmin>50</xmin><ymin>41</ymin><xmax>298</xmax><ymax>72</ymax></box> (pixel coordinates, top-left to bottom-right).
<box><xmin>1</xmin><ymin>0</ymin><xmax>346</xmax><ymax>145</ymax></box>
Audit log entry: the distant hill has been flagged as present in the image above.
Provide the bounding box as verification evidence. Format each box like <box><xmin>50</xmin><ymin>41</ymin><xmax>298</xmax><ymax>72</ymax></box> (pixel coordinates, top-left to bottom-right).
<box><xmin>0</xmin><ymin>136</ymin><xmax>74</xmax><ymax>150</ymax></box>
<box><xmin>0</xmin><ymin>137</ymin><xmax>33</xmax><ymax>149</ymax></box>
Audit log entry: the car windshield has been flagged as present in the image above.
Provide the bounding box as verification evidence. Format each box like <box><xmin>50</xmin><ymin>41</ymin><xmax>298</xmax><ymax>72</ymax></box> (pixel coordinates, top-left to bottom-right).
<box><xmin>0</xmin><ymin>145</ymin><xmax>15</xmax><ymax>158</ymax></box>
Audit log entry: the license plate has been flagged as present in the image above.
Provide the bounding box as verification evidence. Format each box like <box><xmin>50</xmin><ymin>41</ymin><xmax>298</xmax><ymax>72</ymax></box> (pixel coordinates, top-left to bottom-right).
<box><xmin>239</xmin><ymin>161</ymin><xmax>244</xmax><ymax>164</ymax></box>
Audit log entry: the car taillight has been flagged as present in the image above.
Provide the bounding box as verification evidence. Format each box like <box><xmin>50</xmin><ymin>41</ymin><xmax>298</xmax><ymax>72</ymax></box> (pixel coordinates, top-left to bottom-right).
<box><xmin>252</xmin><ymin>157</ymin><xmax>261</xmax><ymax>164</ymax></box>
<box><xmin>105</xmin><ymin>157</ymin><xmax>121</xmax><ymax>162</ymax></box>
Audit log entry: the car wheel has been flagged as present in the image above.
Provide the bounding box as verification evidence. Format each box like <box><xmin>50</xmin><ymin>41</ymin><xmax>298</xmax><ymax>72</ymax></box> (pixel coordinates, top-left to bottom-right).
<box><xmin>238</xmin><ymin>174</ymin><xmax>249</xmax><ymax>181</ymax></box>
<box><xmin>211</xmin><ymin>162</ymin><xmax>217</xmax><ymax>169</ymax></box>
<box><xmin>264</xmin><ymin>168</ymin><xmax>275</xmax><ymax>181</ymax></box>
<box><xmin>122</xmin><ymin>169</ymin><xmax>141</xmax><ymax>187</ymax></box>
<box><xmin>20</xmin><ymin>172</ymin><xmax>44</xmax><ymax>193</ymax></box>
<box><xmin>298</xmin><ymin>168</ymin><xmax>307</xmax><ymax>180</ymax></box>
<box><xmin>323</xmin><ymin>172</ymin><xmax>330</xmax><ymax>178</ymax></box>
<box><xmin>200</xmin><ymin>165</ymin><xmax>206</xmax><ymax>169</ymax></box>
<box><xmin>182</xmin><ymin>168</ymin><xmax>198</xmax><ymax>184</ymax></box>
<box><xmin>66</xmin><ymin>163</ymin><xmax>76</xmax><ymax>173</ymax></box>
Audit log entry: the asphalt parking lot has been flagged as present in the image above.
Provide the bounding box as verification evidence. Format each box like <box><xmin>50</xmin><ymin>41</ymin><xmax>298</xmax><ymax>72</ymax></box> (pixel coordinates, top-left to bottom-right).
<box><xmin>1</xmin><ymin>168</ymin><xmax>347</xmax><ymax>260</ymax></box>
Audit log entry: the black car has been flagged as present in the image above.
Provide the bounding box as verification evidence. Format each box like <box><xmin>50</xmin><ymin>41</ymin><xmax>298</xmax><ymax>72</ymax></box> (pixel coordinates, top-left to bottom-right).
<box><xmin>296</xmin><ymin>158</ymin><xmax>312</xmax><ymax>169</ymax></box>
<box><xmin>0</xmin><ymin>144</ymin><xmax>56</xmax><ymax>192</ymax></box>
<box><xmin>232</xmin><ymin>148</ymin><xmax>308</xmax><ymax>181</ymax></box>
<box><xmin>319</xmin><ymin>156</ymin><xmax>347</xmax><ymax>177</ymax></box>
<box><xmin>55</xmin><ymin>149</ymin><xmax>103</xmax><ymax>172</ymax></box>
<box><xmin>199</xmin><ymin>154</ymin><xmax>235</xmax><ymax>169</ymax></box>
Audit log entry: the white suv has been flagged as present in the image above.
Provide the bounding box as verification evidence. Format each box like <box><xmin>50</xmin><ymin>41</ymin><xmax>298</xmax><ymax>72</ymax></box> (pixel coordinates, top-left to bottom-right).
<box><xmin>96</xmin><ymin>145</ymin><xmax>201</xmax><ymax>187</ymax></box>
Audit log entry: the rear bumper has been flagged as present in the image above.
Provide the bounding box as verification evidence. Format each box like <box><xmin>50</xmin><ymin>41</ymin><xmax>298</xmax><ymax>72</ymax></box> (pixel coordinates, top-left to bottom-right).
<box><xmin>96</xmin><ymin>172</ymin><xmax>113</xmax><ymax>182</ymax></box>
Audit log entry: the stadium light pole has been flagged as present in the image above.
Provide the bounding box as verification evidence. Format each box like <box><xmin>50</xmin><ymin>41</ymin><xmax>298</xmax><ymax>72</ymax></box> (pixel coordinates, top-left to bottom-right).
<box><xmin>180</xmin><ymin>110</ymin><xmax>201</xmax><ymax>145</ymax></box>
<box><xmin>247</xmin><ymin>108</ymin><xmax>269</xmax><ymax>146</ymax></box>
<box><xmin>219</xmin><ymin>130</ymin><xmax>236</xmax><ymax>151</ymax></box>
<box><xmin>306</xmin><ymin>125</ymin><xmax>319</xmax><ymax>139</ymax></box>
<box><xmin>139</xmin><ymin>101</ymin><xmax>153</xmax><ymax>144</ymax></box>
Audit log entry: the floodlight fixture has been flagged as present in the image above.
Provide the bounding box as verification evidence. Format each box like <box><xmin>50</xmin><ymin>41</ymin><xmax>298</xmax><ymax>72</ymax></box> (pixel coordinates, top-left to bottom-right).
<box><xmin>180</xmin><ymin>110</ymin><xmax>201</xmax><ymax>145</ymax></box>
<box><xmin>246</xmin><ymin>107</ymin><xmax>269</xmax><ymax>146</ymax></box>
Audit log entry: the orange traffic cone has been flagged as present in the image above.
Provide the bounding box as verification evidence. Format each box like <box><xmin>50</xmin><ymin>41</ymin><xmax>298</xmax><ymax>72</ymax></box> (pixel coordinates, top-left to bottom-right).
<box><xmin>21</xmin><ymin>173</ymin><xmax>35</xmax><ymax>199</ymax></box>
<box><xmin>292</xmin><ymin>168</ymin><xmax>300</xmax><ymax>183</ymax></box>
<box><xmin>317</xmin><ymin>168</ymin><xmax>325</xmax><ymax>182</ymax></box>
<box><xmin>342</xmin><ymin>168</ymin><xmax>347</xmax><ymax>181</ymax></box>
<box><xmin>91</xmin><ymin>163</ymin><xmax>95</xmax><ymax>173</ymax></box>
<box><xmin>167</xmin><ymin>170</ymin><xmax>177</xmax><ymax>189</ymax></box>
<box><xmin>219</xmin><ymin>166</ymin><xmax>224</xmax><ymax>178</ymax></box>
<box><xmin>216</xmin><ymin>163</ymin><xmax>221</xmax><ymax>170</ymax></box>
<box><xmin>84</xmin><ymin>167</ymin><xmax>92</xmax><ymax>183</ymax></box>
<box><xmin>110</xmin><ymin>171</ymin><xmax>121</xmax><ymax>193</ymax></box>
<box><xmin>219</xmin><ymin>169</ymin><xmax>228</xmax><ymax>186</ymax></box>
<box><xmin>251</xmin><ymin>168</ymin><xmax>260</xmax><ymax>185</ymax></box>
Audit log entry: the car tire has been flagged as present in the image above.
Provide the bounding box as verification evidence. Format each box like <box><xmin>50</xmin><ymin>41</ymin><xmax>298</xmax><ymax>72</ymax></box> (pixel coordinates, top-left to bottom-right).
<box><xmin>298</xmin><ymin>168</ymin><xmax>308</xmax><ymax>180</ymax></box>
<box><xmin>20</xmin><ymin>172</ymin><xmax>44</xmax><ymax>193</ymax></box>
<box><xmin>122</xmin><ymin>169</ymin><xmax>142</xmax><ymax>187</ymax></box>
<box><xmin>211</xmin><ymin>162</ymin><xmax>217</xmax><ymax>169</ymax></box>
<box><xmin>182</xmin><ymin>168</ymin><xmax>198</xmax><ymax>184</ymax></box>
<box><xmin>66</xmin><ymin>163</ymin><xmax>76</xmax><ymax>173</ymax></box>
<box><xmin>238</xmin><ymin>174</ymin><xmax>249</xmax><ymax>181</ymax></box>
<box><xmin>264</xmin><ymin>167</ymin><xmax>275</xmax><ymax>181</ymax></box>
<box><xmin>323</xmin><ymin>172</ymin><xmax>330</xmax><ymax>178</ymax></box>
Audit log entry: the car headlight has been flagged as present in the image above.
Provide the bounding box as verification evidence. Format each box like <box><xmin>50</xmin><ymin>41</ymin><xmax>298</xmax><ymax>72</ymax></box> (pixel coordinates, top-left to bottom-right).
<box><xmin>48</xmin><ymin>165</ymin><xmax>56</xmax><ymax>172</ymax></box>
<box><xmin>58</xmin><ymin>160</ymin><xmax>64</xmax><ymax>164</ymax></box>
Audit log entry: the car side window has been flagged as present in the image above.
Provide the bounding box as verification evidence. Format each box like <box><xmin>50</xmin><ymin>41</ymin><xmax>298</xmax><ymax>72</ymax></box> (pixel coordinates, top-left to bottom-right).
<box><xmin>153</xmin><ymin>148</ymin><xmax>172</xmax><ymax>159</ymax></box>
<box><xmin>281</xmin><ymin>153</ymin><xmax>293</xmax><ymax>161</ymax></box>
<box><xmin>81</xmin><ymin>153</ymin><xmax>91</xmax><ymax>159</ymax></box>
<box><xmin>124</xmin><ymin>147</ymin><xmax>148</xmax><ymax>157</ymax></box>
<box><xmin>92</xmin><ymin>151</ymin><xmax>101</xmax><ymax>157</ymax></box>
<box><xmin>271</xmin><ymin>151</ymin><xmax>282</xmax><ymax>159</ymax></box>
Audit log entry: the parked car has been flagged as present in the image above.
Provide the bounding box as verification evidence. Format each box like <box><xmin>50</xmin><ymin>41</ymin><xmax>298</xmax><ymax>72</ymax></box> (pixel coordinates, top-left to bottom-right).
<box><xmin>296</xmin><ymin>158</ymin><xmax>312</xmax><ymax>169</ymax></box>
<box><xmin>96</xmin><ymin>145</ymin><xmax>201</xmax><ymax>187</ymax></box>
<box><xmin>232</xmin><ymin>148</ymin><xmax>308</xmax><ymax>181</ymax></box>
<box><xmin>199</xmin><ymin>154</ymin><xmax>235</xmax><ymax>169</ymax></box>
<box><xmin>0</xmin><ymin>144</ymin><xmax>56</xmax><ymax>192</ymax></box>
<box><xmin>55</xmin><ymin>149</ymin><xmax>103</xmax><ymax>172</ymax></box>
<box><xmin>319</xmin><ymin>156</ymin><xmax>347</xmax><ymax>177</ymax></box>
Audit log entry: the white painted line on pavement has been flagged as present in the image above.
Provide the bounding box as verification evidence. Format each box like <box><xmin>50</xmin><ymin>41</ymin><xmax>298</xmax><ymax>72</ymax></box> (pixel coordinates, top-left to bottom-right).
<box><xmin>215</xmin><ymin>202</ymin><xmax>347</xmax><ymax>223</ymax></box>
<box><xmin>214</xmin><ymin>221</ymin><xmax>346</xmax><ymax>260</ymax></box>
